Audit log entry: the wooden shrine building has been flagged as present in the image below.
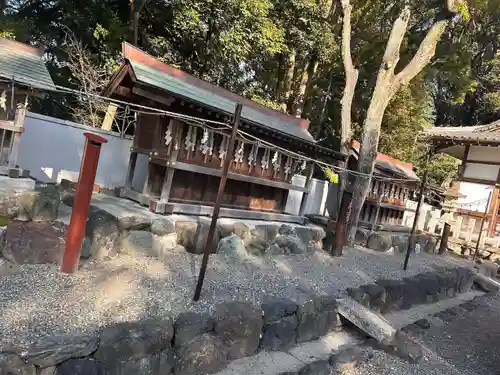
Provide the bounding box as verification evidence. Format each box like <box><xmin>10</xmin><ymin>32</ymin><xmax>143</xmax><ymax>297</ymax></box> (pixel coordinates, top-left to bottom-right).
<box><xmin>104</xmin><ymin>43</ymin><xmax>345</xmax><ymax>223</ymax></box>
<box><xmin>0</xmin><ymin>37</ymin><xmax>56</xmax><ymax>170</ymax></box>
<box><xmin>424</xmin><ymin>121</ymin><xmax>500</xmax><ymax>236</ymax></box>
<box><xmin>349</xmin><ymin>140</ymin><xmax>420</xmax><ymax>227</ymax></box>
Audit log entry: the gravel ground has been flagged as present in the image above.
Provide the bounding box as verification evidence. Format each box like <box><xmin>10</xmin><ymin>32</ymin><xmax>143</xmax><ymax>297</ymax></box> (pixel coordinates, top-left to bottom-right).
<box><xmin>0</xmin><ymin>245</ymin><xmax>469</xmax><ymax>348</ymax></box>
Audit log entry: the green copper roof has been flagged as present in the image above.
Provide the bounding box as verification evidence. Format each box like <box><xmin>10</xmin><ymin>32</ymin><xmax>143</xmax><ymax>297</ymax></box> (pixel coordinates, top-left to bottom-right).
<box><xmin>0</xmin><ymin>39</ymin><xmax>56</xmax><ymax>91</ymax></box>
<box><xmin>128</xmin><ymin>60</ymin><xmax>316</xmax><ymax>143</ymax></box>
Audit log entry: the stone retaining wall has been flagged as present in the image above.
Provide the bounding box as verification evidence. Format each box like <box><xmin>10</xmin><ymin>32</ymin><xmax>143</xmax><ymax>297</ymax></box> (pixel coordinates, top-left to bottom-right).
<box><xmin>0</xmin><ymin>296</ymin><xmax>344</xmax><ymax>375</ymax></box>
<box><xmin>347</xmin><ymin>267</ymin><xmax>475</xmax><ymax>314</ymax></box>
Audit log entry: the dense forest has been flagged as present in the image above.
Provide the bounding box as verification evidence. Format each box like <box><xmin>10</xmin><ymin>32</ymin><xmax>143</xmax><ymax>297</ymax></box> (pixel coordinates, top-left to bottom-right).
<box><xmin>1</xmin><ymin>0</ymin><xmax>499</xmax><ymax>185</ymax></box>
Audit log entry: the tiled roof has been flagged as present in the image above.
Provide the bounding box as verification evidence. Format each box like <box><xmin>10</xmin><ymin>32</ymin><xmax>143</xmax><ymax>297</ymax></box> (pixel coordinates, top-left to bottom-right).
<box><xmin>121</xmin><ymin>43</ymin><xmax>316</xmax><ymax>143</ymax></box>
<box><xmin>351</xmin><ymin>140</ymin><xmax>419</xmax><ymax>181</ymax></box>
<box><xmin>0</xmin><ymin>38</ymin><xmax>56</xmax><ymax>91</ymax></box>
<box><xmin>423</xmin><ymin>120</ymin><xmax>500</xmax><ymax>143</ymax></box>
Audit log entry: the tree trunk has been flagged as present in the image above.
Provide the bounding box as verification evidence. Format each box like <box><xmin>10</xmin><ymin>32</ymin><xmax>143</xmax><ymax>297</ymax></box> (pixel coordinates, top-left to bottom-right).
<box><xmin>293</xmin><ymin>56</ymin><xmax>318</xmax><ymax>118</ymax></box>
<box><xmin>337</xmin><ymin>0</ymin><xmax>359</xmax><ymax>220</ymax></box>
<box><xmin>281</xmin><ymin>49</ymin><xmax>297</xmax><ymax>113</ymax></box>
<box><xmin>345</xmin><ymin>4</ymin><xmax>455</xmax><ymax>245</ymax></box>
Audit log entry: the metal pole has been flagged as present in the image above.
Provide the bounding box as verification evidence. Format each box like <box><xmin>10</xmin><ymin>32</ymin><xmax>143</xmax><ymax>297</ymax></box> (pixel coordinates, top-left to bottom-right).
<box><xmin>403</xmin><ymin>163</ymin><xmax>429</xmax><ymax>270</ymax></box>
<box><xmin>474</xmin><ymin>189</ymin><xmax>493</xmax><ymax>260</ymax></box>
<box><xmin>438</xmin><ymin>223</ymin><xmax>451</xmax><ymax>254</ymax></box>
<box><xmin>61</xmin><ymin>133</ymin><xmax>108</xmax><ymax>273</ymax></box>
<box><xmin>193</xmin><ymin>103</ymin><xmax>242</xmax><ymax>301</ymax></box>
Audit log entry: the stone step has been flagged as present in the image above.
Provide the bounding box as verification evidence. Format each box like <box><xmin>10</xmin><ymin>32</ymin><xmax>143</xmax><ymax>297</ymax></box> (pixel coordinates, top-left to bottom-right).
<box><xmin>383</xmin><ymin>290</ymin><xmax>484</xmax><ymax>330</ymax></box>
<box><xmin>213</xmin><ymin>330</ymin><xmax>363</xmax><ymax>375</ymax></box>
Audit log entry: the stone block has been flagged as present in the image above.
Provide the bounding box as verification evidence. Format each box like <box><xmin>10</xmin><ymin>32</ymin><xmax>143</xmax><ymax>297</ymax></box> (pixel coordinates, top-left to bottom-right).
<box><xmin>108</xmin><ymin>348</ymin><xmax>174</xmax><ymax>375</ymax></box>
<box><xmin>86</xmin><ymin>210</ymin><xmax>122</xmax><ymax>260</ymax></box>
<box><xmin>55</xmin><ymin>359</ymin><xmax>106</xmax><ymax>375</ymax></box>
<box><xmin>376</xmin><ymin>279</ymin><xmax>405</xmax><ymax>312</ymax></box>
<box><xmin>272</xmin><ymin>235</ymin><xmax>308</xmax><ymax>255</ymax></box>
<box><xmin>477</xmin><ymin>260</ymin><xmax>499</xmax><ymax>278</ymax></box>
<box><xmin>17</xmin><ymin>185</ymin><xmax>60</xmax><ymax>221</ymax></box>
<box><xmin>367</xmin><ymin>233</ymin><xmax>393</xmax><ymax>252</ymax></box>
<box><xmin>359</xmin><ymin>284</ymin><xmax>386</xmax><ymax>312</ymax></box>
<box><xmin>346</xmin><ymin>287</ymin><xmax>370</xmax><ymax>308</ymax></box>
<box><xmin>173</xmin><ymin>334</ymin><xmax>228</xmax><ymax>375</ymax></box>
<box><xmin>0</xmin><ymin>352</ymin><xmax>35</xmax><ymax>375</ymax></box>
<box><xmin>296</xmin><ymin>300</ymin><xmax>319</xmax><ymax>343</ymax></box>
<box><xmin>354</xmin><ymin>228</ymin><xmax>369</xmax><ymax>247</ymax></box>
<box><xmin>150</xmin><ymin>218</ymin><xmax>175</xmax><ymax>236</ymax></box>
<box><xmin>456</xmin><ymin>267</ymin><xmax>475</xmax><ymax>293</ymax></box>
<box><xmin>262</xmin><ymin>298</ymin><xmax>298</xmax><ymax>325</ymax></box>
<box><xmin>24</xmin><ymin>334</ymin><xmax>99</xmax><ymax>368</ymax></box>
<box><xmin>1</xmin><ymin>221</ymin><xmax>68</xmax><ymax>265</ymax></box>
<box><xmin>392</xmin><ymin>235</ymin><xmax>409</xmax><ymax>253</ymax></box>
<box><xmin>251</xmin><ymin>225</ymin><xmax>279</xmax><ymax>243</ymax></box>
<box><xmin>390</xmin><ymin>331</ymin><xmax>424</xmax><ymax>363</ymax></box>
<box><xmin>217</xmin><ymin>234</ymin><xmax>247</xmax><ymax>259</ymax></box>
<box><xmin>174</xmin><ymin>312</ymin><xmax>214</xmax><ymax>348</ymax></box>
<box><xmin>260</xmin><ymin>315</ymin><xmax>298</xmax><ymax>351</ymax></box>
<box><xmin>214</xmin><ymin>301</ymin><xmax>263</xmax><ymax>360</ymax></box>
<box><xmin>93</xmin><ymin>318</ymin><xmax>174</xmax><ymax>368</ymax></box>
<box><xmin>175</xmin><ymin>221</ymin><xmax>199</xmax><ymax>252</ymax></box>
<box><xmin>118</xmin><ymin>215</ymin><xmax>151</xmax><ymax>231</ymax></box>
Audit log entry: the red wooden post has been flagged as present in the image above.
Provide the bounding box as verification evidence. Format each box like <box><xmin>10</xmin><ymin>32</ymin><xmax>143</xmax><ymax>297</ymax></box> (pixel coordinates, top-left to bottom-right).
<box><xmin>61</xmin><ymin>133</ymin><xmax>107</xmax><ymax>274</ymax></box>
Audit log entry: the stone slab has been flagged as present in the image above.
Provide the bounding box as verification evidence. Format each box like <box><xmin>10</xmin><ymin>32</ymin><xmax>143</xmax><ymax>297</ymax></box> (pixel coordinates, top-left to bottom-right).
<box><xmin>337</xmin><ymin>298</ymin><xmax>396</xmax><ymax>344</ymax></box>
<box><xmin>384</xmin><ymin>290</ymin><xmax>485</xmax><ymax>330</ymax></box>
<box><xmin>474</xmin><ymin>273</ymin><xmax>500</xmax><ymax>293</ymax></box>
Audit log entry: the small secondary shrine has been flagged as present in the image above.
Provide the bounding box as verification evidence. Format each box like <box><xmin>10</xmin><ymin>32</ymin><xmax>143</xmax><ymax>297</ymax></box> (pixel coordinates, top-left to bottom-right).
<box><xmin>104</xmin><ymin>43</ymin><xmax>344</xmax><ymax>223</ymax></box>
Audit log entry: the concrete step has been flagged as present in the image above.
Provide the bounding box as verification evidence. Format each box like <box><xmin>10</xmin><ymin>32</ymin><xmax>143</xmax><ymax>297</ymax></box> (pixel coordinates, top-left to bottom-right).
<box><xmin>384</xmin><ymin>290</ymin><xmax>484</xmax><ymax>330</ymax></box>
<box><xmin>213</xmin><ymin>330</ymin><xmax>363</xmax><ymax>375</ymax></box>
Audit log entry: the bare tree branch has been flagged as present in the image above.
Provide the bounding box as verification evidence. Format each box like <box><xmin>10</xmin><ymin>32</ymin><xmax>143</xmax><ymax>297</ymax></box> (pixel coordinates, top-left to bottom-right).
<box><xmin>395</xmin><ymin>20</ymin><xmax>449</xmax><ymax>86</ymax></box>
<box><xmin>340</xmin><ymin>0</ymin><xmax>359</xmax><ymax>154</ymax></box>
<box><xmin>381</xmin><ymin>6</ymin><xmax>410</xmax><ymax>74</ymax></box>
<box><xmin>62</xmin><ymin>26</ymin><xmax>109</xmax><ymax>127</ymax></box>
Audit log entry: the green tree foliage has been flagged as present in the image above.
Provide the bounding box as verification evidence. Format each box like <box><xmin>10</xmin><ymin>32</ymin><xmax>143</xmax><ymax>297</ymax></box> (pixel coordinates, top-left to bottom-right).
<box><xmin>1</xmin><ymin>0</ymin><xmax>498</xmax><ymax>184</ymax></box>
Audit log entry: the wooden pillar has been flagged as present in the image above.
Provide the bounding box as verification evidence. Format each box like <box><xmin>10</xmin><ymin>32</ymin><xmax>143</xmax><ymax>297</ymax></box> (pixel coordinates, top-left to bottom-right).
<box><xmin>453</xmin><ymin>216</ymin><xmax>463</xmax><ymax>239</ymax></box>
<box><xmin>125</xmin><ymin>151</ymin><xmax>138</xmax><ymax>190</ymax></box>
<box><xmin>142</xmin><ymin>161</ymin><xmax>152</xmax><ymax>196</ymax></box>
<box><xmin>488</xmin><ymin>186</ymin><xmax>500</xmax><ymax>236</ymax></box>
<box><xmin>8</xmin><ymin>107</ymin><xmax>25</xmax><ymax>169</ymax></box>
<box><xmin>299</xmin><ymin>164</ymin><xmax>315</xmax><ymax>217</ymax></box>
<box><xmin>160</xmin><ymin>120</ymin><xmax>182</xmax><ymax>203</ymax></box>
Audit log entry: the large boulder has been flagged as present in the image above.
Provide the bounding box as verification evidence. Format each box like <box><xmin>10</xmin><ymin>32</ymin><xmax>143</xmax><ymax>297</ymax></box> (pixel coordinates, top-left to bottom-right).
<box><xmin>173</xmin><ymin>334</ymin><xmax>228</xmax><ymax>375</ymax></box>
<box><xmin>174</xmin><ymin>312</ymin><xmax>214</xmax><ymax>348</ymax></box>
<box><xmin>262</xmin><ymin>298</ymin><xmax>298</xmax><ymax>325</ymax></box>
<box><xmin>93</xmin><ymin>318</ymin><xmax>174</xmax><ymax>368</ymax></box>
<box><xmin>118</xmin><ymin>215</ymin><xmax>151</xmax><ymax>231</ymax></box>
<box><xmin>150</xmin><ymin>218</ymin><xmax>175</xmax><ymax>236</ymax></box>
<box><xmin>17</xmin><ymin>185</ymin><xmax>60</xmax><ymax>221</ymax></box>
<box><xmin>55</xmin><ymin>359</ymin><xmax>106</xmax><ymax>375</ymax></box>
<box><xmin>260</xmin><ymin>315</ymin><xmax>298</xmax><ymax>351</ymax></box>
<box><xmin>109</xmin><ymin>349</ymin><xmax>174</xmax><ymax>375</ymax></box>
<box><xmin>217</xmin><ymin>234</ymin><xmax>247</xmax><ymax>259</ymax></box>
<box><xmin>85</xmin><ymin>210</ymin><xmax>122</xmax><ymax>260</ymax></box>
<box><xmin>121</xmin><ymin>231</ymin><xmax>178</xmax><ymax>258</ymax></box>
<box><xmin>0</xmin><ymin>221</ymin><xmax>68</xmax><ymax>265</ymax></box>
<box><xmin>392</xmin><ymin>235</ymin><xmax>409</xmax><ymax>253</ymax></box>
<box><xmin>0</xmin><ymin>353</ymin><xmax>35</xmax><ymax>375</ymax></box>
<box><xmin>354</xmin><ymin>229</ymin><xmax>369</xmax><ymax>247</ymax></box>
<box><xmin>367</xmin><ymin>233</ymin><xmax>393</xmax><ymax>252</ymax></box>
<box><xmin>272</xmin><ymin>235</ymin><xmax>308</xmax><ymax>255</ymax></box>
<box><xmin>175</xmin><ymin>221</ymin><xmax>201</xmax><ymax>254</ymax></box>
<box><xmin>24</xmin><ymin>334</ymin><xmax>99</xmax><ymax>368</ymax></box>
<box><xmin>476</xmin><ymin>260</ymin><xmax>499</xmax><ymax>278</ymax></box>
<box><xmin>294</xmin><ymin>227</ymin><xmax>326</xmax><ymax>252</ymax></box>
<box><xmin>213</xmin><ymin>301</ymin><xmax>263</xmax><ymax>360</ymax></box>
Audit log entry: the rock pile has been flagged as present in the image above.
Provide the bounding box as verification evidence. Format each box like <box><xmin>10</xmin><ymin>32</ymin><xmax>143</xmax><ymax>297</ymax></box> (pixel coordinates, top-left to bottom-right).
<box><xmin>347</xmin><ymin>267</ymin><xmax>476</xmax><ymax>313</ymax></box>
<box><xmin>0</xmin><ymin>297</ymin><xmax>345</xmax><ymax>375</ymax></box>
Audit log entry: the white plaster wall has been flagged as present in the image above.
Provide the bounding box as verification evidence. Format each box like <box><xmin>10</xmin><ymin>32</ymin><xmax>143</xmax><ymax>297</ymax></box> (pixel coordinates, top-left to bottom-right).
<box><xmin>457</xmin><ymin>182</ymin><xmax>493</xmax><ymax>213</ymax></box>
<box><xmin>18</xmin><ymin>112</ymin><xmax>148</xmax><ymax>189</ymax></box>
